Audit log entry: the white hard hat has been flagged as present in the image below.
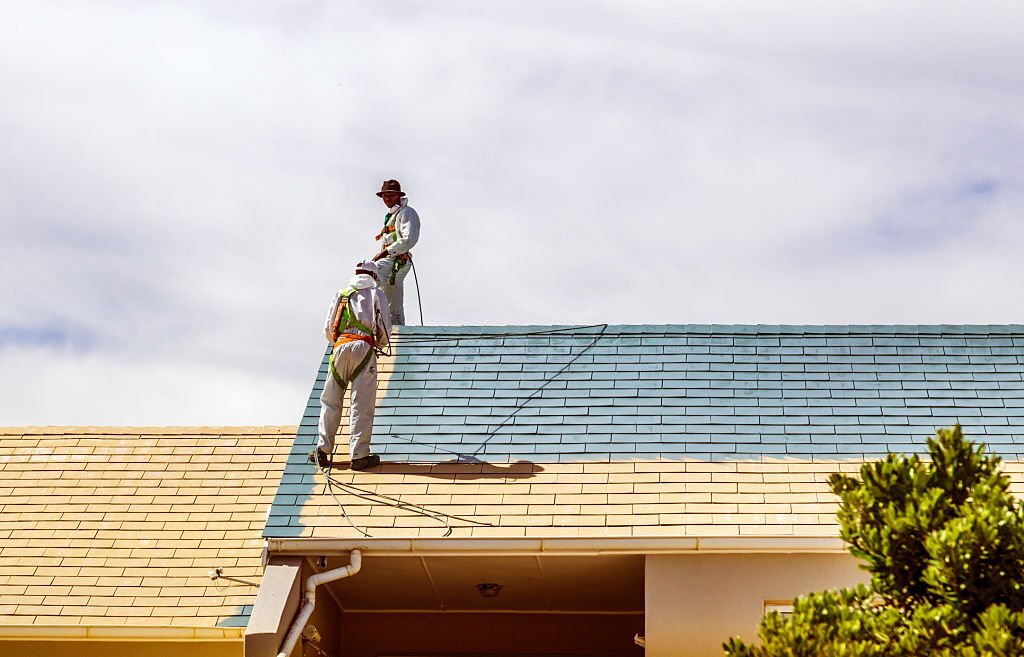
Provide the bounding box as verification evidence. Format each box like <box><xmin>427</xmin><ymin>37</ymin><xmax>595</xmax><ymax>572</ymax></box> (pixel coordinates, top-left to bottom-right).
<box><xmin>355</xmin><ymin>260</ymin><xmax>380</xmax><ymax>279</ymax></box>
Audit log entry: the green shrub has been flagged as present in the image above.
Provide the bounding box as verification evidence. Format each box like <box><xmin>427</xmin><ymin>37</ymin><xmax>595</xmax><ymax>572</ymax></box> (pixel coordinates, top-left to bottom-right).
<box><xmin>724</xmin><ymin>426</ymin><xmax>1024</xmax><ymax>657</ymax></box>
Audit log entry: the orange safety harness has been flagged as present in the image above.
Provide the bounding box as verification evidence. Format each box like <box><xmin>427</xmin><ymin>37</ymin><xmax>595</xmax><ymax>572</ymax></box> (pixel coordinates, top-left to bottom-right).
<box><xmin>328</xmin><ymin>287</ymin><xmax>375</xmax><ymax>385</ymax></box>
<box><xmin>334</xmin><ymin>333</ymin><xmax>375</xmax><ymax>349</ymax></box>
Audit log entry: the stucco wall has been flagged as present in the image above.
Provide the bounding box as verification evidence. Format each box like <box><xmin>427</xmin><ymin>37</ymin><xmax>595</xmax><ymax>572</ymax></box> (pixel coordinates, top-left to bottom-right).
<box><xmin>645</xmin><ymin>553</ymin><xmax>868</xmax><ymax>657</ymax></box>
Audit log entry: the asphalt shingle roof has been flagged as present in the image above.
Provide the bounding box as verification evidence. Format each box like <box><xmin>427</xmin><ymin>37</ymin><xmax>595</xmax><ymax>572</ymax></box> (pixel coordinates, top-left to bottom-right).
<box><xmin>0</xmin><ymin>427</ymin><xmax>293</xmax><ymax>630</ymax></box>
<box><xmin>300</xmin><ymin>324</ymin><xmax>1024</xmax><ymax>462</ymax></box>
<box><xmin>264</xmin><ymin>324</ymin><xmax>1024</xmax><ymax>540</ymax></box>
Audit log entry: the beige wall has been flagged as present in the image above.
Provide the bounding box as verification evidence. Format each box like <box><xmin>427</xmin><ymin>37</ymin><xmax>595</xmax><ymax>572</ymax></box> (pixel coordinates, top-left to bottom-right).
<box><xmin>338</xmin><ymin>612</ymin><xmax>644</xmax><ymax>657</ymax></box>
<box><xmin>0</xmin><ymin>639</ymin><xmax>240</xmax><ymax>657</ymax></box>
<box><xmin>645</xmin><ymin>553</ymin><xmax>868</xmax><ymax>657</ymax></box>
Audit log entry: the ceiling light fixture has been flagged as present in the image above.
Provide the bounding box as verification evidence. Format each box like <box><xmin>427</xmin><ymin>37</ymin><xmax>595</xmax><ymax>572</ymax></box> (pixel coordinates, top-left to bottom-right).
<box><xmin>476</xmin><ymin>583</ymin><xmax>502</xmax><ymax>598</ymax></box>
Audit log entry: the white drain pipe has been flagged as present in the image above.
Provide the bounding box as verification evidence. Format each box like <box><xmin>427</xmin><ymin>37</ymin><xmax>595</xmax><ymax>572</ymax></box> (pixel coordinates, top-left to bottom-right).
<box><xmin>277</xmin><ymin>549</ymin><xmax>362</xmax><ymax>657</ymax></box>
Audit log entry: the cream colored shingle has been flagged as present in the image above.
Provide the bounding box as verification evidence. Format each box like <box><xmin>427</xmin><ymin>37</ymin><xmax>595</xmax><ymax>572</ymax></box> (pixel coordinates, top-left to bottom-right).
<box><xmin>0</xmin><ymin>427</ymin><xmax>292</xmax><ymax>628</ymax></box>
<box><xmin>282</xmin><ymin>455</ymin><xmax>1024</xmax><ymax>542</ymax></box>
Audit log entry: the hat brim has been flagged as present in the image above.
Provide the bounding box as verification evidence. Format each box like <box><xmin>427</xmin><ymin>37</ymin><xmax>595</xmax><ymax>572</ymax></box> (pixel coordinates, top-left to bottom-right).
<box><xmin>376</xmin><ymin>190</ymin><xmax>406</xmax><ymax>197</ymax></box>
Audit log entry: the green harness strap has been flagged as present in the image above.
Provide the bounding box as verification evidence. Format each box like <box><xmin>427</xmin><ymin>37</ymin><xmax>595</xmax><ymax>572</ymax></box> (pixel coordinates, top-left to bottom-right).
<box><xmin>329</xmin><ymin>346</ymin><xmax>373</xmax><ymax>387</ymax></box>
<box><xmin>382</xmin><ymin>212</ymin><xmax>397</xmax><ymax>241</ymax></box>
<box><xmin>381</xmin><ymin>212</ymin><xmax>411</xmax><ymax>285</ymax></box>
<box><xmin>389</xmin><ymin>257</ymin><xmax>409</xmax><ymax>286</ymax></box>
<box><xmin>340</xmin><ymin>299</ymin><xmax>373</xmax><ymax>337</ymax></box>
<box><xmin>328</xmin><ymin>287</ymin><xmax>375</xmax><ymax>385</ymax></box>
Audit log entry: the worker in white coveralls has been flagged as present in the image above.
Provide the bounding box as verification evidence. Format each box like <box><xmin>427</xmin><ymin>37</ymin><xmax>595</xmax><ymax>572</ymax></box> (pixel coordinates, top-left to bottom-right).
<box><xmin>311</xmin><ymin>260</ymin><xmax>392</xmax><ymax>472</ymax></box>
<box><xmin>371</xmin><ymin>179</ymin><xmax>420</xmax><ymax>326</ymax></box>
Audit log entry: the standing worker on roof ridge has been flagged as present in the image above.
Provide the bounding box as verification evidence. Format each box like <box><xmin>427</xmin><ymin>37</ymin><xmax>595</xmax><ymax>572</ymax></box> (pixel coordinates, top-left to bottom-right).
<box><xmin>311</xmin><ymin>260</ymin><xmax>392</xmax><ymax>472</ymax></box>
<box><xmin>371</xmin><ymin>179</ymin><xmax>420</xmax><ymax>326</ymax></box>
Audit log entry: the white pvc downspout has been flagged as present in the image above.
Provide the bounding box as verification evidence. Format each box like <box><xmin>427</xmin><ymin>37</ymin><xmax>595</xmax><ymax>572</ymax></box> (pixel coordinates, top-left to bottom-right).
<box><xmin>277</xmin><ymin>549</ymin><xmax>362</xmax><ymax>657</ymax></box>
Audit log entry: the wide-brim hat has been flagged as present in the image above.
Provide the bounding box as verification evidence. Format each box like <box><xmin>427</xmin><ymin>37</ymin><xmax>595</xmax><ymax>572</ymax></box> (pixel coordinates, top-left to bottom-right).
<box><xmin>376</xmin><ymin>179</ymin><xmax>406</xmax><ymax>197</ymax></box>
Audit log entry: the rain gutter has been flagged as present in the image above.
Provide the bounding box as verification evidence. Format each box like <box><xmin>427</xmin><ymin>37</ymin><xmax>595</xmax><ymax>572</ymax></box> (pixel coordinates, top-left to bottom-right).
<box><xmin>0</xmin><ymin>626</ymin><xmax>244</xmax><ymax>641</ymax></box>
<box><xmin>266</xmin><ymin>535</ymin><xmax>845</xmax><ymax>557</ymax></box>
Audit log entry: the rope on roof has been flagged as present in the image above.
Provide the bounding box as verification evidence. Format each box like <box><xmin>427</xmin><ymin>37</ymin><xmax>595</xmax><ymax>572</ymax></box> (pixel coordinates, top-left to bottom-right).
<box><xmin>322</xmin><ymin>469</ymin><xmax>494</xmax><ymax>538</ymax></box>
<box><xmin>388</xmin><ymin>323</ymin><xmax>609</xmax><ymax>343</ymax></box>
<box><xmin>316</xmin><ymin>324</ymin><xmax>610</xmax><ymax>537</ymax></box>
<box><xmin>472</xmin><ymin>324</ymin><xmax>608</xmax><ymax>457</ymax></box>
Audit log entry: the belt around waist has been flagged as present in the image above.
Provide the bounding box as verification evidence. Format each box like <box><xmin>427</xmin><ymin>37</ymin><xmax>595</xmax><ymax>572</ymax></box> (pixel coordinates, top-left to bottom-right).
<box><xmin>334</xmin><ymin>333</ymin><xmax>374</xmax><ymax>349</ymax></box>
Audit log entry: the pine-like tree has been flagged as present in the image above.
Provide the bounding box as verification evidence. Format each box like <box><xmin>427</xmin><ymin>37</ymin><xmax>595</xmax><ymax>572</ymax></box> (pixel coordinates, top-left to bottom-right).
<box><xmin>724</xmin><ymin>425</ymin><xmax>1024</xmax><ymax>657</ymax></box>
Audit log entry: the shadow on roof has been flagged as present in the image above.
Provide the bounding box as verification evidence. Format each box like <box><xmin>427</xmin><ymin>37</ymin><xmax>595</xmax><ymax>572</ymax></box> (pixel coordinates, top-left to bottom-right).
<box><xmin>335</xmin><ymin>458</ymin><xmax>542</xmax><ymax>480</ymax></box>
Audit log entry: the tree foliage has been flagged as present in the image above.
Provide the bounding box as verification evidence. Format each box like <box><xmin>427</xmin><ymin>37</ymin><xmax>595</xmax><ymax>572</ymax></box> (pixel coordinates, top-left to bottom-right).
<box><xmin>724</xmin><ymin>425</ymin><xmax>1024</xmax><ymax>657</ymax></box>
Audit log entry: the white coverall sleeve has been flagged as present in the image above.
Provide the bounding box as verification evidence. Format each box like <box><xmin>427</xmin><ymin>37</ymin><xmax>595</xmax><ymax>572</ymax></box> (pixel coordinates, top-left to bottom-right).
<box><xmin>375</xmin><ymin>289</ymin><xmax>393</xmax><ymax>347</ymax></box>
<box><xmin>322</xmin><ymin>289</ymin><xmax>343</xmax><ymax>342</ymax></box>
<box><xmin>386</xmin><ymin>207</ymin><xmax>421</xmax><ymax>255</ymax></box>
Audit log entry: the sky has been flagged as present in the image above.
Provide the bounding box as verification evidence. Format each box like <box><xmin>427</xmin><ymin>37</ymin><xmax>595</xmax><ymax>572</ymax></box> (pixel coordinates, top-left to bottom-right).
<box><xmin>2</xmin><ymin>1</ymin><xmax>1023</xmax><ymax>425</ymax></box>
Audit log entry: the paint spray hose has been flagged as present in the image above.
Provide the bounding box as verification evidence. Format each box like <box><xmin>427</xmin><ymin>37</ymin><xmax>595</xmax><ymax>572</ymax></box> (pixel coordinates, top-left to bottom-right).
<box><xmin>410</xmin><ymin>258</ymin><xmax>424</xmax><ymax>326</ymax></box>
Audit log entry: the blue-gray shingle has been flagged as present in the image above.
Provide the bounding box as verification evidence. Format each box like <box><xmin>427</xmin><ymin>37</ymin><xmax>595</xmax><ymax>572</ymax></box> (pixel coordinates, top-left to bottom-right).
<box><xmin>283</xmin><ymin>325</ymin><xmax>1024</xmax><ymax>471</ymax></box>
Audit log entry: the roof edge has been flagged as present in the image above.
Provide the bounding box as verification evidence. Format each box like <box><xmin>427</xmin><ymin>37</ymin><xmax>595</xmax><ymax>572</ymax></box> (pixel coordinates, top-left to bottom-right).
<box><xmin>267</xmin><ymin>536</ymin><xmax>846</xmax><ymax>556</ymax></box>
<box><xmin>0</xmin><ymin>625</ymin><xmax>245</xmax><ymax>641</ymax></box>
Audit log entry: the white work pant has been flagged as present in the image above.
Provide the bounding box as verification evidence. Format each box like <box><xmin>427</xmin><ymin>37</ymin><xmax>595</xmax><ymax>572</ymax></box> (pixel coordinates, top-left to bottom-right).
<box><xmin>377</xmin><ymin>255</ymin><xmax>411</xmax><ymax>326</ymax></box>
<box><xmin>317</xmin><ymin>341</ymin><xmax>377</xmax><ymax>460</ymax></box>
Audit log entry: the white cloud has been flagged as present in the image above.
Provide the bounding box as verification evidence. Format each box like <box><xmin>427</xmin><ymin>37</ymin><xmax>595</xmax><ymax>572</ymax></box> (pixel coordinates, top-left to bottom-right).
<box><xmin>1</xmin><ymin>1</ymin><xmax>1023</xmax><ymax>423</ymax></box>
<box><xmin>0</xmin><ymin>344</ymin><xmax>310</xmax><ymax>426</ymax></box>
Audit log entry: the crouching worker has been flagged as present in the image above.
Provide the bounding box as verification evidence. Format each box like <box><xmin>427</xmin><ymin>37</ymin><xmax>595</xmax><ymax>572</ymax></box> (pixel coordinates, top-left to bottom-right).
<box><xmin>311</xmin><ymin>260</ymin><xmax>392</xmax><ymax>472</ymax></box>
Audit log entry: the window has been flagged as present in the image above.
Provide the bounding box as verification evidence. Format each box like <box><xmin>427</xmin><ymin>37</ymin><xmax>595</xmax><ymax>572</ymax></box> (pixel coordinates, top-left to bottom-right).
<box><xmin>763</xmin><ymin>601</ymin><xmax>794</xmax><ymax>617</ymax></box>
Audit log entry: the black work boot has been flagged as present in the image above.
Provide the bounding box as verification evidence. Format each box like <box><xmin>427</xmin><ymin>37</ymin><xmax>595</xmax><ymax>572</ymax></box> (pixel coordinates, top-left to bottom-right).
<box><xmin>309</xmin><ymin>448</ymin><xmax>332</xmax><ymax>470</ymax></box>
<box><xmin>350</xmin><ymin>454</ymin><xmax>380</xmax><ymax>471</ymax></box>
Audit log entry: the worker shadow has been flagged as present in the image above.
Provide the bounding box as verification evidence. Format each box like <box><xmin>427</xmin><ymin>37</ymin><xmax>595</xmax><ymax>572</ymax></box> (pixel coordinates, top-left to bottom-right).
<box><xmin>337</xmin><ymin>459</ymin><xmax>542</xmax><ymax>480</ymax></box>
